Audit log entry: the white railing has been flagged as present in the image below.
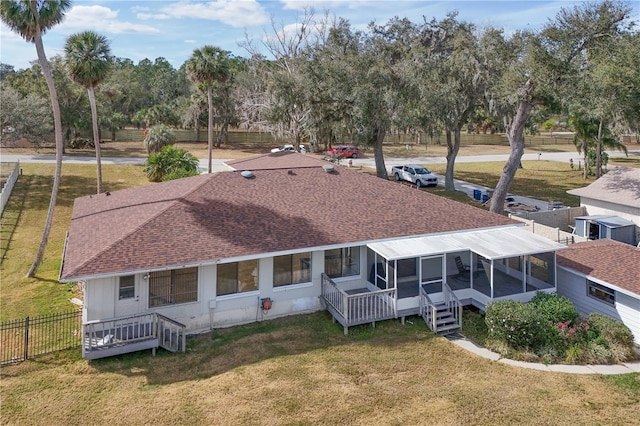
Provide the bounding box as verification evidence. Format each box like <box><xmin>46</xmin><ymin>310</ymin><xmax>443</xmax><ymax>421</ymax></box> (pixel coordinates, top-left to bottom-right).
<box><xmin>0</xmin><ymin>161</ymin><xmax>20</xmax><ymax>215</ymax></box>
<box><xmin>321</xmin><ymin>273</ymin><xmax>396</xmax><ymax>326</ymax></box>
<box><xmin>419</xmin><ymin>286</ymin><xmax>436</xmax><ymax>331</ymax></box>
<box><xmin>82</xmin><ymin>312</ymin><xmax>186</xmax><ymax>359</ymax></box>
<box><xmin>442</xmin><ymin>282</ymin><xmax>462</xmax><ymax>330</ymax></box>
<box><xmin>420</xmin><ymin>282</ymin><xmax>462</xmax><ymax>333</ymax></box>
<box><xmin>157</xmin><ymin>313</ymin><xmax>187</xmax><ymax>353</ymax></box>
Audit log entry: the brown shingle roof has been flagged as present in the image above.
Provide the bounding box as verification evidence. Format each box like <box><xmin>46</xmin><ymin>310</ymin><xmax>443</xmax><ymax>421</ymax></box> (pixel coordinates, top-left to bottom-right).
<box><xmin>557</xmin><ymin>239</ymin><xmax>640</xmax><ymax>295</ymax></box>
<box><xmin>60</xmin><ymin>154</ymin><xmax>516</xmax><ymax>280</ymax></box>
<box><xmin>567</xmin><ymin>167</ymin><xmax>640</xmax><ymax>208</ymax></box>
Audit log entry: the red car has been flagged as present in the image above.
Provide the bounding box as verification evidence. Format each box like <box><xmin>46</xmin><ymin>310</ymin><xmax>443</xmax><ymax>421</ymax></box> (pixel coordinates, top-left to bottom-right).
<box><xmin>326</xmin><ymin>145</ymin><xmax>360</xmax><ymax>158</ymax></box>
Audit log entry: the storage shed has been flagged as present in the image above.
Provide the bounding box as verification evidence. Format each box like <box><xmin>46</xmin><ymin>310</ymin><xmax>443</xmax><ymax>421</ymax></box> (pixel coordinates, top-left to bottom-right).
<box><xmin>573</xmin><ymin>215</ymin><xmax>637</xmax><ymax>246</ymax></box>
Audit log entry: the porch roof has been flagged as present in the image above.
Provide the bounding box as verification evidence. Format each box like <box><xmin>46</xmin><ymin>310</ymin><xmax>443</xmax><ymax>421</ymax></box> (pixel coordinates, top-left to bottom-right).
<box><xmin>367</xmin><ymin>227</ymin><xmax>567</xmax><ymax>261</ymax></box>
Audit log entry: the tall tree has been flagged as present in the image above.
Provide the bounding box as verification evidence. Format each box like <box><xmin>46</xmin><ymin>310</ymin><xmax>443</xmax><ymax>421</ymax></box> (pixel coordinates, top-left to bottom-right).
<box><xmin>64</xmin><ymin>30</ymin><xmax>112</xmax><ymax>194</ymax></box>
<box><xmin>185</xmin><ymin>46</ymin><xmax>231</xmax><ymax>173</ymax></box>
<box><xmin>1</xmin><ymin>0</ymin><xmax>71</xmax><ymax>277</ymax></box>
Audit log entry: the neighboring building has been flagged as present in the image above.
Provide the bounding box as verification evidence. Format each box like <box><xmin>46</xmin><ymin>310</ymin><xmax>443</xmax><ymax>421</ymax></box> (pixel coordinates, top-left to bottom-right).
<box><xmin>567</xmin><ymin>167</ymin><xmax>640</xmax><ymax>245</ymax></box>
<box><xmin>60</xmin><ymin>152</ymin><xmax>566</xmax><ymax>359</ymax></box>
<box><xmin>557</xmin><ymin>239</ymin><xmax>640</xmax><ymax>346</ymax></box>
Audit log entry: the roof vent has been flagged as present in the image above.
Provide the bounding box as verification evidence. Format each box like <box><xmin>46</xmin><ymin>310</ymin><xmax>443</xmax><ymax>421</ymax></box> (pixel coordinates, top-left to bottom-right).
<box><xmin>287</xmin><ymin>169</ymin><xmax>295</xmax><ymax>175</ymax></box>
<box><xmin>240</xmin><ymin>170</ymin><xmax>255</xmax><ymax>179</ymax></box>
<box><xmin>322</xmin><ymin>165</ymin><xmax>335</xmax><ymax>173</ymax></box>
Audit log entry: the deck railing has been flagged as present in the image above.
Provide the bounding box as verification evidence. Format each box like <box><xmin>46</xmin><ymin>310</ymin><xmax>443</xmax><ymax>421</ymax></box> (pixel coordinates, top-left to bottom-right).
<box><xmin>82</xmin><ymin>312</ymin><xmax>186</xmax><ymax>360</ymax></box>
<box><xmin>321</xmin><ymin>273</ymin><xmax>396</xmax><ymax>334</ymax></box>
<box><xmin>420</xmin><ymin>282</ymin><xmax>462</xmax><ymax>333</ymax></box>
<box><xmin>442</xmin><ymin>282</ymin><xmax>462</xmax><ymax>330</ymax></box>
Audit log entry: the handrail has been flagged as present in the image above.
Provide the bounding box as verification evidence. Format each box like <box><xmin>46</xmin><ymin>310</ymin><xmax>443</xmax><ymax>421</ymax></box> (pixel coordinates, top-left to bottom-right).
<box><xmin>156</xmin><ymin>313</ymin><xmax>187</xmax><ymax>353</ymax></box>
<box><xmin>321</xmin><ymin>273</ymin><xmax>396</xmax><ymax>325</ymax></box>
<box><xmin>419</xmin><ymin>286</ymin><xmax>437</xmax><ymax>331</ymax></box>
<box><xmin>442</xmin><ymin>282</ymin><xmax>463</xmax><ymax>330</ymax></box>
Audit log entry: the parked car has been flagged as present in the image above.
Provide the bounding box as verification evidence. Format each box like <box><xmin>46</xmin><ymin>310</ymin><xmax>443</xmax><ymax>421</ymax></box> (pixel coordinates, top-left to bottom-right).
<box><xmin>271</xmin><ymin>144</ymin><xmax>296</xmax><ymax>153</ymax></box>
<box><xmin>326</xmin><ymin>145</ymin><xmax>360</xmax><ymax>158</ymax></box>
<box><xmin>392</xmin><ymin>165</ymin><xmax>439</xmax><ymax>188</ymax></box>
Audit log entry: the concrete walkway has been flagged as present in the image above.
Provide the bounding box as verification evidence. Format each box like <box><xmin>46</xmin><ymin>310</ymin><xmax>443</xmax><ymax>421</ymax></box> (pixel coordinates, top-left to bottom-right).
<box><xmin>446</xmin><ymin>334</ymin><xmax>640</xmax><ymax>375</ymax></box>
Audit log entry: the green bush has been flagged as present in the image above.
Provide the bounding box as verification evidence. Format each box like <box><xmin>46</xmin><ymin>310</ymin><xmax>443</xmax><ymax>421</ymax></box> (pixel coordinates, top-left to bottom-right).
<box><xmin>144</xmin><ymin>145</ymin><xmax>199</xmax><ymax>182</ymax></box>
<box><xmin>485</xmin><ymin>300</ymin><xmax>549</xmax><ymax>349</ymax></box>
<box><xmin>588</xmin><ymin>313</ymin><xmax>634</xmax><ymax>346</ymax></box>
<box><xmin>530</xmin><ymin>292</ymin><xmax>579</xmax><ymax>324</ymax></box>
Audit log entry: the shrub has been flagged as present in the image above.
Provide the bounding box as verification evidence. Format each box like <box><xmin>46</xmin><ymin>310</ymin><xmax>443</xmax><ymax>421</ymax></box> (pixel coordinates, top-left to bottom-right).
<box><xmin>530</xmin><ymin>292</ymin><xmax>579</xmax><ymax>324</ymax></box>
<box><xmin>144</xmin><ymin>145</ymin><xmax>199</xmax><ymax>182</ymax></box>
<box><xmin>588</xmin><ymin>313</ymin><xmax>634</xmax><ymax>346</ymax></box>
<box><xmin>485</xmin><ymin>300</ymin><xmax>549</xmax><ymax>350</ymax></box>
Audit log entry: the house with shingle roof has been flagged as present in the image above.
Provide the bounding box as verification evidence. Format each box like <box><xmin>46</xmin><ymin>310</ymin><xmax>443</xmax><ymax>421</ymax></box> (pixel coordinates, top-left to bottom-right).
<box><xmin>557</xmin><ymin>239</ymin><xmax>640</xmax><ymax>345</ymax></box>
<box><xmin>60</xmin><ymin>152</ymin><xmax>567</xmax><ymax>359</ymax></box>
<box><xmin>567</xmin><ymin>167</ymin><xmax>640</xmax><ymax>245</ymax></box>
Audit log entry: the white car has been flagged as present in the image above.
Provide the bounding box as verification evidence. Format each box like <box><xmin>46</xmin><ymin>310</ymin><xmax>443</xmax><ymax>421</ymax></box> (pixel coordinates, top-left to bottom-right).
<box><xmin>270</xmin><ymin>144</ymin><xmax>296</xmax><ymax>153</ymax></box>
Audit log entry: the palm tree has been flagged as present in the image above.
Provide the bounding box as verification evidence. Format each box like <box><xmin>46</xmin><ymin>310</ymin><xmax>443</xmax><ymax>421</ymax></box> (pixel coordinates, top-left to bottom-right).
<box><xmin>1</xmin><ymin>0</ymin><xmax>71</xmax><ymax>277</ymax></box>
<box><xmin>185</xmin><ymin>46</ymin><xmax>230</xmax><ymax>173</ymax></box>
<box><xmin>64</xmin><ymin>30</ymin><xmax>112</xmax><ymax>194</ymax></box>
<box><xmin>143</xmin><ymin>124</ymin><xmax>175</xmax><ymax>154</ymax></box>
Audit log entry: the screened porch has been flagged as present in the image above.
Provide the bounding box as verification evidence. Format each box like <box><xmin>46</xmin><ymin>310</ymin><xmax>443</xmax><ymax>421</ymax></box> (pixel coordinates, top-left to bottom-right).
<box><xmin>366</xmin><ymin>227</ymin><xmax>567</xmax><ymax>310</ymax></box>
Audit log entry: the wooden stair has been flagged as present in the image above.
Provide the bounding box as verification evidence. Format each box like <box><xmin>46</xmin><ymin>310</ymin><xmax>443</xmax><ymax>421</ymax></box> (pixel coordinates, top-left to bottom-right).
<box><xmin>420</xmin><ymin>283</ymin><xmax>462</xmax><ymax>334</ymax></box>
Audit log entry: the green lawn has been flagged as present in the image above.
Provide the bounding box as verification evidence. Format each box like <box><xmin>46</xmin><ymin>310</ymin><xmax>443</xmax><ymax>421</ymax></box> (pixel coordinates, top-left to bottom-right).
<box><xmin>1</xmin><ymin>156</ymin><xmax>639</xmax><ymax>425</ymax></box>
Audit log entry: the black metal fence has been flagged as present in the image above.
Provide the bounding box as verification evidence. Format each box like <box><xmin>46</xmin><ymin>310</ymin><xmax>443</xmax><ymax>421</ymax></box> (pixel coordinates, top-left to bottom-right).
<box><xmin>1</xmin><ymin>309</ymin><xmax>82</xmax><ymax>366</ymax></box>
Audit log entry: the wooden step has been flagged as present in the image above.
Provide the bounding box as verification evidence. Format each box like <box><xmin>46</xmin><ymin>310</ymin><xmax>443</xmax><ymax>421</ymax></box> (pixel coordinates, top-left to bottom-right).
<box><xmin>436</xmin><ymin>323</ymin><xmax>461</xmax><ymax>333</ymax></box>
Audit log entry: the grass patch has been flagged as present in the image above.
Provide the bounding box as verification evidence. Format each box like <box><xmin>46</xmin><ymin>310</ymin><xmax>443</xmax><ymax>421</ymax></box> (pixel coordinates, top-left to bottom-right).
<box><xmin>2</xmin><ymin>312</ymin><xmax>639</xmax><ymax>425</ymax></box>
<box><xmin>0</xmin><ymin>163</ymin><xmax>149</xmax><ymax>320</ymax></box>
<box><xmin>428</xmin><ymin>160</ymin><xmax>593</xmax><ymax>207</ymax></box>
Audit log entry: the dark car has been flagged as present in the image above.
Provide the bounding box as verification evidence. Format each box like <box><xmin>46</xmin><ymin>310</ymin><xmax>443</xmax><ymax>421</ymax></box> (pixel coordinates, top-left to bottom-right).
<box><xmin>326</xmin><ymin>145</ymin><xmax>360</xmax><ymax>158</ymax></box>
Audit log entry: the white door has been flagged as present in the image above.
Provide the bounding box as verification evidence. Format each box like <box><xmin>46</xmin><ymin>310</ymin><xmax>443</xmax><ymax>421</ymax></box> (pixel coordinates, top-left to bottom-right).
<box><xmin>114</xmin><ymin>275</ymin><xmax>141</xmax><ymax>316</ymax></box>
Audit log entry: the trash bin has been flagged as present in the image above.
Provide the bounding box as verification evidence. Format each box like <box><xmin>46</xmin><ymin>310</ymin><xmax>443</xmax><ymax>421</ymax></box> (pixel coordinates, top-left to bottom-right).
<box><xmin>481</xmin><ymin>194</ymin><xmax>489</xmax><ymax>203</ymax></box>
<box><xmin>473</xmin><ymin>189</ymin><xmax>481</xmax><ymax>200</ymax></box>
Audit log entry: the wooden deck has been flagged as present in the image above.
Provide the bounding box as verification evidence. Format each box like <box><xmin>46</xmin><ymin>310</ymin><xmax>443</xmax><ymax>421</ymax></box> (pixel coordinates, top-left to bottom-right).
<box><xmin>82</xmin><ymin>312</ymin><xmax>186</xmax><ymax>360</ymax></box>
<box><xmin>321</xmin><ymin>273</ymin><xmax>396</xmax><ymax>335</ymax></box>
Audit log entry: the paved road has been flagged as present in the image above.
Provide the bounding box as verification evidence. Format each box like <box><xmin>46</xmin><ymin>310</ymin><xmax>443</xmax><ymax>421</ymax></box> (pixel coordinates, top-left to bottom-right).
<box><xmin>4</xmin><ymin>149</ymin><xmax>638</xmax><ymax>212</ymax></box>
<box><xmin>3</xmin><ymin>149</ymin><xmax>638</xmax><ymax>169</ymax></box>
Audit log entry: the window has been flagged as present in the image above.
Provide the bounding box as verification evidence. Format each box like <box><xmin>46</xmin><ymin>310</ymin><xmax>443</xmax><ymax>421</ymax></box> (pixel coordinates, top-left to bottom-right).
<box><xmin>149</xmin><ymin>267</ymin><xmax>198</xmax><ymax>307</ymax></box>
<box><xmin>274</xmin><ymin>253</ymin><xmax>311</xmax><ymax>287</ymax></box>
<box><xmin>325</xmin><ymin>247</ymin><xmax>360</xmax><ymax>279</ymax></box>
<box><xmin>119</xmin><ymin>275</ymin><xmax>135</xmax><ymax>299</ymax></box>
<box><xmin>587</xmin><ymin>280</ymin><xmax>615</xmax><ymax>306</ymax></box>
<box><xmin>217</xmin><ymin>260</ymin><xmax>259</xmax><ymax>296</ymax></box>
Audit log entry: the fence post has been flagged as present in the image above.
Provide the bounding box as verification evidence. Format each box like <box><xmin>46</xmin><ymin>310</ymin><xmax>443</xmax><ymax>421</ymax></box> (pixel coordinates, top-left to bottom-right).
<box><xmin>23</xmin><ymin>316</ymin><xmax>29</xmax><ymax>361</ymax></box>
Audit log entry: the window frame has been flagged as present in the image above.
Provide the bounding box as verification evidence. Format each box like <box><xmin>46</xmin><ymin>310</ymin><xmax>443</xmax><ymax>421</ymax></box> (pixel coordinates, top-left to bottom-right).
<box><xmin>587</xmin><ymin>280</ymin><xmax>615</xmax><ymax>306</ymax></box>
<box><xmin>216</xmin><ymin>260</ymin><xmax>259</xmax><ymax>297</ymax></box>
<box><xmin>273</xmin><ymin>252</ymin><xmax>312</xmax><ymax>288</ymax></box>
<box><xmin>118</xmin><ymin>275</ymin><xmax>136</xmax><ymax>300</ymax></box>
<box><xmin>148</xmin><ymin>267</ymin><xmax>198</xmax><ymax>308</ymax></box>
<box><xmin>324</xmin><ymin>247</ymin><xmax>360</xmax><ymax>279</ymax></box>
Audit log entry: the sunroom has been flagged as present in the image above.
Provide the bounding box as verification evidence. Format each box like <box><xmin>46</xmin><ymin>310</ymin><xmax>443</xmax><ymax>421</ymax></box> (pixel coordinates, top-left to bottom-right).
<box><xmin>367</xmin><ymin>227</ymin><xmax>567</xmax><ymax>310</ymax></box>
<box><xmin>321</xmin><ymin>227</ymin><xmax>567</xmax><ymax>334</ymax></box>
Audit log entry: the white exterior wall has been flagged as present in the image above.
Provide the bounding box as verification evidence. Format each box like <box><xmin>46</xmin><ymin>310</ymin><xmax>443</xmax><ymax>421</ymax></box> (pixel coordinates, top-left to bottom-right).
<box><xmin>558</xmin><ymin>267</ymin><xmax>640</xmax><ymax>345</ymax></box>
<box><xmin>83</xmin><ymin>246</ymin><xmax>369</xmax><ymax>334</ymax></box>
<box><xmin>580</xmin><ymin>197</ymin><xmax>640</xmax><ymax>243</ymax></box>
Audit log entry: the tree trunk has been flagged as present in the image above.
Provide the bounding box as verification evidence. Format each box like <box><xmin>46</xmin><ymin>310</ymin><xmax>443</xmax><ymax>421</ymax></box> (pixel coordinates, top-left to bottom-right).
<box><xmin>207</xmin><ymin>85</ymin><xmax>213</xmax><ymax>173</ymax></box>
<box><xmin>490</xmin><ymin>96</ymin><xmax>532</xmax><ymax>215</ymax></box>
<box><xmin>444</xmin><ymin>129</ymin><xmax>461</xmax><ymax>191</ymax></box>
<box><xmin>27</xmin><ymin>28</ymin><xmax>64</xmax><ymax>278</ymax></box>
<box><xmin>595</xmin><ymin>116</ymin><xmax>603</xmax><ymax>179</ymax></box>
<box><xmin>88</xmin><ymin>87</ymin><xmax>102</xmax><ymax>194</ymax></box>
<box><xmin>374</xmin><ymin>126</ymin><xmax>388</xmax><ymax>179</ymax></box>
<box><xmin>583</xmin><ymin>138</ymin><xmax>589</xmax><ymax>179</ymax></box>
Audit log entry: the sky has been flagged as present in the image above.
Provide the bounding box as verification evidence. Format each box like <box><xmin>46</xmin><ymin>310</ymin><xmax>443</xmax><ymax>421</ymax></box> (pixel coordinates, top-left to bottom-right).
<box><xmin>1</xmin><ymin>0</ymin><xmax>638</xmax><ymax>71</ymax></box>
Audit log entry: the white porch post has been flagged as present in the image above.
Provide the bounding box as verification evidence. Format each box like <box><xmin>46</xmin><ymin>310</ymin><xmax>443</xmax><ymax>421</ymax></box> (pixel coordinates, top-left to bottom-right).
<box><xmin>490</xmin><ymin>260</ymin><xmax>494</xmax><ymax>299</ymax></box>
<box><xmin>522</xmin><ymin>256</ymin><xmax>527</xmax><ymax>293</ymax></box>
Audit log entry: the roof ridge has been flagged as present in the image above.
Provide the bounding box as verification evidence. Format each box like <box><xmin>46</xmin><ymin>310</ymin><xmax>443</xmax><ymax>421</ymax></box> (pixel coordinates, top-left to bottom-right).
<box><xmin>68</xmin><ymin>175</ymin><xmax>214</xmax><ymax>277</ymax></box>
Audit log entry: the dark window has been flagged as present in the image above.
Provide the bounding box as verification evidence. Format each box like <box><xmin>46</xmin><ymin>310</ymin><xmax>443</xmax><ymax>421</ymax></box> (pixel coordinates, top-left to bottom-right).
<box><xmin>119</xmin><ymin>275</ymin><xmax>135</xmax><ymax>300</ymax></box>
<box><xmin>217</xmin><ymin>260</ymin><xmax>259</xmax><ymax>296</ymax></box>
<box><xmin>274</xmin><ymin>253</ymin><xmax>311</xmax><ymax>287</ymax></box>
<box><xmin>587</xmin><ymin>280</ymin><xmax>615</xmax><ymax>306</ymax></box>
<box><xmin>325</xmin><ymin>247</ymin><xmax>360</xmax><ymax>279</ymax></box>
<box><xmin>149</xmin><ymin>267</ymin><xmax>198</xmax><ymax>307</ymax></box>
